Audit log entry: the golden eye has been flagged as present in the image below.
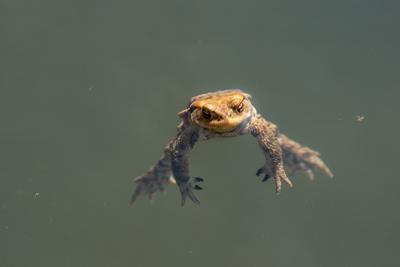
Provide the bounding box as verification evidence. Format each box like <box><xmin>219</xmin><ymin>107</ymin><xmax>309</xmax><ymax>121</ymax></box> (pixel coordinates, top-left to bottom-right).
<box><xmin>202</xmin><ymin>108</ymin><xmax>212</xmax><ymax>120</ymax></box>
<box><xmin>235</xmin><ymin>102</ymin><xmax>244</xmax><ymax>113</ymax></box>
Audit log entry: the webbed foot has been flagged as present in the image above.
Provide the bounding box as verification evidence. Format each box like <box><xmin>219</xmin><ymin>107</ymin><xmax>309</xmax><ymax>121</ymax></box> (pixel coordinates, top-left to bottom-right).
<box><xmin>278</xmin><ymin>134</ymin><xmax>333</xmax><ymax>182</ymax></box>
<box><xmin>283</xmin><ymin>146</ymin><xmax>334</xmax><ymax>181</ymax></box>
<box><xmin>130</xmin><ymin>172</ymin><xmax>174</xmax><ymax>205</ymax></box>
<box><xmin>177</xmin><ymin>177</ymin><xmax>204</xmax><ymax>206</ymax></box>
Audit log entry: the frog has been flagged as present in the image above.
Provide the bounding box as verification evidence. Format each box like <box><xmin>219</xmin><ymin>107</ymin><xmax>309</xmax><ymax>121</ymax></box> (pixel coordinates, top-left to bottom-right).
<box><xmin>130</xmin><ymin>89</ymin><xmax>333</xmax><ymax>206</ymax></box>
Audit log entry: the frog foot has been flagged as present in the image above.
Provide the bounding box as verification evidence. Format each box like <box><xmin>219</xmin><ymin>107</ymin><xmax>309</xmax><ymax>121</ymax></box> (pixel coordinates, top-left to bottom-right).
<box><xmin>285</xmin><ymin>147</ymin><xmax>334</xmax><ymax>181</ymax></box>
<box><xmin>130</xmin><ymin>173</ymin><xmax>174</xmax><ymax>205</ymax></box>
<box><xmin>256</xmin><ymin>165</ymin><xmax>293</xmax><ymax>192</ymax></box>
<box><xmin>177</xmin><ymin>177</ymin><xmax>204</xmax><ymax>206</ymax></box>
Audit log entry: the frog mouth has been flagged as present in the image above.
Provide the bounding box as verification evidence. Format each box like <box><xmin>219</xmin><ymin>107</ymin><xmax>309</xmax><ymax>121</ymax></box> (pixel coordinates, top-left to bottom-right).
<box><xmin>204</xmin><ymin>117</ymin><xmax>243</xmax><ymax>132</ymax></box>
<box><xmin>190</xmin><ymin>110</ymin><xmax>249</xmax><ymax>133</ymax></box>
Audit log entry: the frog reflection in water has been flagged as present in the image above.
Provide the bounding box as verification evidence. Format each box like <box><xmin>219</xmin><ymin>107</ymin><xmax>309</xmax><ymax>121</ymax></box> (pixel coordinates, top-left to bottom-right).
<box><xmin>131</xmin><ymin>89</ymin><xmax>333</xmax><ymax>205</ymax></box>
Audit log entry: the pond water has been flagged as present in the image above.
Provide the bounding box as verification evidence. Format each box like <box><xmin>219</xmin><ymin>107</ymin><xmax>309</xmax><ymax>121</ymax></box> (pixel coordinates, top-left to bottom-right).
<box><xmin>1</xmin><ymin>1</ymin><xmax>399</xmax><ymax>266</ymax></box>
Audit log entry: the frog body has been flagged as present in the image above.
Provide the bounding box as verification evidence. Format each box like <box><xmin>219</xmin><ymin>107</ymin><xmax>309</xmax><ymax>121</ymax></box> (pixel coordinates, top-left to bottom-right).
<box><xmin>131</xmin><ymin>89</ymin><xmax>333</xmax><ymax>205</ymax></box>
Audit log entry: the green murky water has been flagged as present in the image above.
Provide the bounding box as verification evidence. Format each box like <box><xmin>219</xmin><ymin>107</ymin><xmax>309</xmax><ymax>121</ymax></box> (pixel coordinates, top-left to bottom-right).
<box><xmin>1</xmin><ymin>1</ymin><xmax>400</xmax><ymax>266</ymax></box>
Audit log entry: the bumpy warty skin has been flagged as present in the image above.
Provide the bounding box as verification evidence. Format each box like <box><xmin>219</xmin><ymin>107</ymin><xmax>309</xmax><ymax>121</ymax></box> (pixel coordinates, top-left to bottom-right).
<box><xmin>131</xmin><ymin>89</ymin><xmax>333</xmax><ymax>206</ymax></box>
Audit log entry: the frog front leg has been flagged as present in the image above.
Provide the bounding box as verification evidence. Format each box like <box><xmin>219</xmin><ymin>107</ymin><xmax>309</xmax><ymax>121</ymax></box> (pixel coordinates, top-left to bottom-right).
<box><xmin>171</xmin><ymin>130</ymin><xmax>203</xmax><ymax>205</ymax></box>
<box><xmin>249</xmin><ymin>115</ymin><xmax>293</xmax><ymax>192</ymax></box>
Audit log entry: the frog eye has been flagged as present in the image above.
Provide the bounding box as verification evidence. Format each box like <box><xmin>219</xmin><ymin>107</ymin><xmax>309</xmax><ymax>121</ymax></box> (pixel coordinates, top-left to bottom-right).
<box><xmin>235</xmin><ymin>102</ymin><xmax>244</xmax><ymax>113</ymax></box>
<box><xmin>202</xmin><ymin>108</ymin><xmax>212</xmax><ymax>120</ymax></box>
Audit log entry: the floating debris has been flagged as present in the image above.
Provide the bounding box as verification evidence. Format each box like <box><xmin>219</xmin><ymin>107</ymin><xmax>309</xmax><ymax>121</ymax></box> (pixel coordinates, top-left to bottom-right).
<box><xmin>355</xmin><ymin>115</ymin><xmax>365</xmax><ymax>122</ymax></box>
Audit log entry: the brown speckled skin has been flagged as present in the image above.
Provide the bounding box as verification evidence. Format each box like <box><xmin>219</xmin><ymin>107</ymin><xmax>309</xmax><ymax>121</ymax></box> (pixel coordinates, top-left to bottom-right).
<box><xmin>131</xmin><ymin>89</ymin><xmax>333</xmax><ymax>205</ymax></box>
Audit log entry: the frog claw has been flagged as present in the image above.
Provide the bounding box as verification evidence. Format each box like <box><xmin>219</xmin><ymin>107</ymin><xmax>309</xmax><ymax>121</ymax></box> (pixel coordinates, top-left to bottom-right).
<box><xmin>194</xmin><ymin>177</ymin><xmax>204</xmax><ymax>182</ymax></box>
<box><xmin>256</xmin><ymin>166</ymin><xmax>273</xmax><ymax>182</ymax></box>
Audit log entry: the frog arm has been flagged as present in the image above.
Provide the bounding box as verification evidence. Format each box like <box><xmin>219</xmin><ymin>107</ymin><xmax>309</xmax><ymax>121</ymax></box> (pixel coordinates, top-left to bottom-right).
<box><xmin>248</xmin><ymin>115</ymin><xmax>293</xmax><ymax>192</ymax></box>
<box><xmin>130</xmin><ymin>123</ymin><xmax>203</xmax><ymax>206</ymax></box>
<box><xmin>170</xmin><ymin>127</ymin><xmax>203</xmax><ymax>205</ymax></box>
